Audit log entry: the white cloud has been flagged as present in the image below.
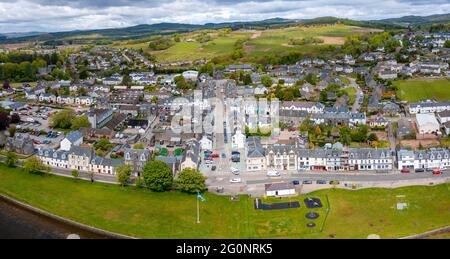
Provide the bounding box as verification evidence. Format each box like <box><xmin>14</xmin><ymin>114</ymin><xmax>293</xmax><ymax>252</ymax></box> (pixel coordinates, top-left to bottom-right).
<box><xmin>0</xmin><ymin>0</ymin><xmax>448</xmax><ymax>33</ymax></box>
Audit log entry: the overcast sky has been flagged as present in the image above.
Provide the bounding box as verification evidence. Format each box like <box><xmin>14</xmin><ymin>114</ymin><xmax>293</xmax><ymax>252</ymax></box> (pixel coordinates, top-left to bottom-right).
<box><xmin>0</xmin><ymin>0</ymin><xmax>449</xmax><ymax>33</ymax></box>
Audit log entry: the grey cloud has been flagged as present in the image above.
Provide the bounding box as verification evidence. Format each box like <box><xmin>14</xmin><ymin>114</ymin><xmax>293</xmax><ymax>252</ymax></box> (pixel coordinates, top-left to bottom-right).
<box><xmin>0</xmin><ymin>0</ymin><xmax>448</xmax><ymax>33</ymax></box>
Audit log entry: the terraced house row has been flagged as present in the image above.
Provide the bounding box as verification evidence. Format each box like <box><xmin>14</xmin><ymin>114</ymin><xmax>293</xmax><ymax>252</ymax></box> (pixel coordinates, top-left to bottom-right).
<box><xmin>247</xmin><ymin>138</ymin><xmax>395</xmax><ymax>172</ymax></box>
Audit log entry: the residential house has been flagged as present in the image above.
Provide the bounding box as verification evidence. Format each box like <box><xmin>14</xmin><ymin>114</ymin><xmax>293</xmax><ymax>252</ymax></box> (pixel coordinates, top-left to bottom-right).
<box><xmin>60</xmin><ymin>130</ymin><xmax>83</xmax><ymax>151</ymax></box>
<box><xmin>246</xmin><ymin>137</ymin><xmax>266</xmax><ymax>171</ymax></box>
<box><xmin>68</xmin><ymin>146</ymin><xmax>94</xmax><ymax>172</ymax></box>
<box><xmin>398</xmin><ymin>148</ymin><xmax>450</xmax><ymax>170</ymax></box>
<box><xmin>180</xmin><ymin>142</ymin><xmax>200</xmax><ymax>171</ymax></box>
<box><xmin>91</xmin><ymin>156</ymin><xmax>123</xmax><ymax>175</ymax></box>
<box><xmin>87</xmin><ymin>109</ymin><xmax>113</xmax><ymax>129</ymax></box>
<box><xmin>5</xmin><ymin>134</ymin><xmax>34</xmax><ymax>155</ymax></box>
<box><xmin>124</xmin><ymin>149</ymin><xmax>151</xmax><ymax>175</ymax></box>
<box><xmin>38</xmin><ymin>149</ymin><xmax>69</xmax><ymax>169</ymax></box>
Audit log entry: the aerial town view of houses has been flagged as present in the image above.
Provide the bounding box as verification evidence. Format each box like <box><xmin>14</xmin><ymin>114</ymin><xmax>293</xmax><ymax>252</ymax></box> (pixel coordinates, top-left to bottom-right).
<box><xmin>0</xmin><ymin>0</ymin><xmax>448</xmax><ymax>241</ymax></box>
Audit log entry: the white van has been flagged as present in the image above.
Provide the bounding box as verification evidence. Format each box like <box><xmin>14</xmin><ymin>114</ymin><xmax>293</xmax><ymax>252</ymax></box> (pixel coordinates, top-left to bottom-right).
<box><xmin>267</xmin><ymin>170</ymin><xmax>281</xmax><ymax>177</ymax></box>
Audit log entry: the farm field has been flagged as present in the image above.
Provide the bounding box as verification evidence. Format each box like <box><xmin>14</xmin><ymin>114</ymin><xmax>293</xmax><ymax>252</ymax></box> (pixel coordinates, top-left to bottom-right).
<box><xmin>110</xmin><ymin>24</ymin><xmax>371</xmax><ymax>62</ymax></box>
<box><xmin>0</xmin><ymin>164</ymin><xmax>449</xmax><ymax>239</ymax></box>
<box><xmin>244</xmin><ymin>24</ymin><xmax>359</xmax><ymax>59</ymax></box>
<box><xmin>395</xmin><ymin>78</ymin><xmax>450</xmax><ymax>102</ymax></box>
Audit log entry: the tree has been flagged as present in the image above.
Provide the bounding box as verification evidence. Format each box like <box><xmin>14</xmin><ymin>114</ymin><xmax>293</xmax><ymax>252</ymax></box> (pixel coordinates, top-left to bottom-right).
<box><xmin>116</xmin><ymin>164</ymin><xmax>132</xmax><ymax>187</ymax></box>
<box><xmin>261</xmin><ymin>75</ymin><xmax>272</xmax><ymax>88</ymax></box>
<box><xmin>5</xmin><ymin>151</ymin><xmax>18</xmax><ymax>167</ymax></box>
<box><xmin>0</xmin><ymin>111</ymin><xmax>10</xmax><ymax>130</ymax></box>
<box><xmin>23</xmin><ymin>156</ymin><xmax>49</xmax><ymax>174</ymax></box>
<box><xmin>176</xmin><ymin>168</ymin><xmax>207</xmax><ymax>194</ymax></box>
<box><xmin>142</xmin><ymin>160</ymin><xmax>173</xmax><ymax>192</ymax></box>
<box><xmin>71</xmin><ymin>169</ymin><xmax>79</xmax><ymax>179</ymax></box>
<box><xmin>71</xmin><ymin>116</ymin><xmax>91</xmax><ymax>130</ymax></box>
<box><xmin>315</xmin><ymin>126</ymin><xmax>322</xmax><ymax>136</ymax></box>
<box><xmin>368</xmin><ymin>133</ymin><xmax>379</xmax><ymax>142</ymax></box>
<box><xmin>121</xmin><ymin>73</ymin><xmax>131</xmax><ymax>86</ymax></box>
<box><xmin>445</xmin><ymin>40</ymin><xmax>450</xmax><ymax>49</ymax></box>
<box><xmin>133</xmin><ymin>143</ymin><xmax>144</xmax><ymax>149</ymax></box>
<box><xmin>94</xmin><ymin>138</ymin><xmax>112</xmax><ymax>151</ymax></box>
<box><xmin>10</xmin><ymin>113</ymin><xmax>20</xmax><ymax>124</ymax></box>
<box><xmin>8</xmin><ymin>125</ymin><xmax>16</xmax><ymax>138</ymax></box>
<box><xmin>243</xmin><ymin>74</ymin><xmax>252</xmax><ymax>85</ymax></box>
<box><xmin>50</xmin><ymin>109</ymin><xmax>76</xmax><ymax>129</ymax></box>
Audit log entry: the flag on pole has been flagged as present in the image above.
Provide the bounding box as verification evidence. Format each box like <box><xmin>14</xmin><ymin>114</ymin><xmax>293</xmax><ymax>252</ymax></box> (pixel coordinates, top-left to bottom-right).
<box><xmin>197</xmin><ymin>192</ymin><xmax>206</xmax><ymax>202</ymax></box>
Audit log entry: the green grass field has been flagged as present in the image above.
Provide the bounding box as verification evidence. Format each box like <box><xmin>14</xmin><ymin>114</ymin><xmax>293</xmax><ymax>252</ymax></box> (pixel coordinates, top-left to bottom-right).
<box><xmin>395</xmin><ymin>78</ymin><xmax>450</xmax><ymax>102</ymax></box>
<box><xmin>244</xmin><ymin>24</ymin><xmax>356</xmax><ymax>59</ymax></box>
<box><xmin>111</xmin><ymin>24</ymin><xmax>365</xmax><ymax>62</ymax></box>
<box><xmin>0</xmin><ymin>164</ymin><xmax>448</xmax><ymax>239</ymax></box>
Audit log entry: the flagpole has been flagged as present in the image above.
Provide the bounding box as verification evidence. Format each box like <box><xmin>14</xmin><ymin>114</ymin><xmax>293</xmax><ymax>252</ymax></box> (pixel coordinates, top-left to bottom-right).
<box><xmin>196</xmin><ymin>195</ymin><xmax>200</xmax><ymax>224</ymax></box>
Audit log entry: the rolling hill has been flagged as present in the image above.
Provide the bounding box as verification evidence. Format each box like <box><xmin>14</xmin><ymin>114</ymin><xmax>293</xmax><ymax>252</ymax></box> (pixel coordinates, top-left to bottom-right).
<box><xmin>1</xmin><ymin>13</ymin><xmax>449</xmax><ymax>44</ymax></box>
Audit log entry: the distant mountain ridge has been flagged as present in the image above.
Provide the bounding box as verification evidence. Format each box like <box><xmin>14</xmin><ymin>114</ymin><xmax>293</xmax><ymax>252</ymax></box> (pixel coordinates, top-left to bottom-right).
<box><xmin>1</xmin><ymin>13</ymin><xmax>449</xmax><ymax>44</ymax></box>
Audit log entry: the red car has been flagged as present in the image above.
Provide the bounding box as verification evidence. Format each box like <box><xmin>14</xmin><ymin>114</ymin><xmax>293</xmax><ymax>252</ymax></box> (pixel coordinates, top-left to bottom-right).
<box><xmin>432</xmin><ymin>170</ymin><xmax>442</xmax><ymax>175</ymax></box>
<box><xmin>400</xmin><ymin>169</ymin><xmax>410</xmax><ymax>174</ymax></box>
<box><xmin>211</xmin><ymin>154</ymin><xmax>219</xmax><ymax>158</ymax></box>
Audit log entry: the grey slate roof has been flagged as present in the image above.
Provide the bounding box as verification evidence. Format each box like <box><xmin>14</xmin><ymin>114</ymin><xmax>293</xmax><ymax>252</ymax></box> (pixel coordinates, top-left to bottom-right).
<box><xmin>65</xmin><ymin>130</ymin><xmax>83</xmax><ymax>143</ymax></box>
<box><xmin>38</xmin><ymin>149</ymin><xmax>69</xmax><ymax>161</ymax></box>
<box><xmin>247</xmin><ymin>137</ymin><xmax>265</xmax><ymax>158</ymax></box>
<box><xmin>91</xmin><ymin>156</ymin><xmax>124</xmax><ymax>167</ymax></box>
<box><xmin>69</xmin><ymin>146</ymin><xmax>94</xmax><ymax>159</ymax></box>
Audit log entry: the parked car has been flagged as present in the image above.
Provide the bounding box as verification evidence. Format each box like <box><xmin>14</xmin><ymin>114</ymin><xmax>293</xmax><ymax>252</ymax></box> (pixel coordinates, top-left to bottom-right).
<box><xmin>266</xmin><ymin>170</ymin><xmax>281</xmax><ymax>177</ymax></box>
<box><xmin>302</xmin><ymin>180</ymin><xmax>313</xmax><ymax>185</ymax></box>
<box><xmin>316</xmin><ymin>180</ymin><xmax>327</xmax><ymax>184</ymax></box>
<box><xmin>205</xmin><ymin>160</ymin><xmax>213</xmax><ymax>164</ymax></box>
<box><xmin>229</xmin><ymin>178</ymin><xmax>242</xmax><ymax>183</ymax></box>
<box><xmin>211</xmin><ymin>154</ymin><xmax>219</xmax><ymax>158</ymax></box>
<box><xmin>231</xmin><ymin>167</ymin><xmax>240</xmax><ymax>175</ymax></box>
<box><xmin>400</xmin><ymin>169</ymin><xmax>410</xmax><ymax>173</ymax></box>
<box><xmin>426</xmin><ymin>168</ymin><xmax>433</xmax><ymax>172</ymax></box>
<box><xmin>292</xmin><ymin>180</ymin><xmax>300</xmax><ymax>185</ymax></box>
<box><xmin>415</xmin><ymin>168</ymin><xmax>425</xmax><ymax>173</ymax></box>
<box><xmin>211</xmin><ymin>166</ymin><xmax>217</xmax><ymax>171</ymax></box>
<box><xmin>432</xmin><ymin>170</ymin><xmax>442</xmax><ymax>175</ymax></box>
<box><xmin>329</xmin><ymin>181</ymin><xmax>340</xmax><ymax>185</ymax></box>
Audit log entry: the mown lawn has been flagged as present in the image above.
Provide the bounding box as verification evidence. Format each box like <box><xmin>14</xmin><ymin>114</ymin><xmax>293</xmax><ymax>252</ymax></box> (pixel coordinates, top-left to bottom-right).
<box><xmin>0</xmin><ymin>164</ymin><xmax>448</xmax><ymax>239</ymax></box>
<box><xmin>395</xmin><ymin>78</ymin><xmax>450</xmax><ymax>102</ymax></box>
